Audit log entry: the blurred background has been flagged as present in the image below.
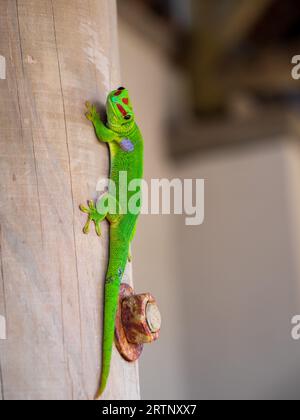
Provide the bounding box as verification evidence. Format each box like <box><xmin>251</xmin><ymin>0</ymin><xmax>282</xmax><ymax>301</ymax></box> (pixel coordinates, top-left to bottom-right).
<box><xmin>117</xmin><ymin>0</ymin><xmax>300</xmax><ymax>400</ymax></box>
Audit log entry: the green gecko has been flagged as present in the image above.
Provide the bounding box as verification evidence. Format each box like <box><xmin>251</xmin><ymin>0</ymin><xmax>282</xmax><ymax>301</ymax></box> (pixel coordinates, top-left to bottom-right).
<box><xmin>80</xmin><ymin>87</ymin><xmax>144</xmax><ymax>399</ymax></box>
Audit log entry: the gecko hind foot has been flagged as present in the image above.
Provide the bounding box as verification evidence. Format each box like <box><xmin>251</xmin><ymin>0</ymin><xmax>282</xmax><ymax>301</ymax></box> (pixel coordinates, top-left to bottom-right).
<box><xmin>79</xmin><ymin>200</ymin><xmax>105</xmax><ymax>236</ymax></box>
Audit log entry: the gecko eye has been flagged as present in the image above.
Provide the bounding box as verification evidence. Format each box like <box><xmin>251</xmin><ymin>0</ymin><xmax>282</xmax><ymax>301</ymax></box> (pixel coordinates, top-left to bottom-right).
<box><xmin>118</xmin><ymin>87</ymin><xmax>125</xmax><ymax>91</ymax></box>
<box><xmin>124</xmin><ymin>115</ymin><xmax>131</xmax><ymax>120</ymax></box>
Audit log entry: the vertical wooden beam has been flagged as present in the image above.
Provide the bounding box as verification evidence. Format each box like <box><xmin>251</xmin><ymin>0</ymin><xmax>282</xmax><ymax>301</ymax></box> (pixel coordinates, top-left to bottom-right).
<box><xmin>190</xmin><ymin>0</ymin><xmax>273</xmax><ymax>114</ymax></box>
<box><xmin>0</xmin><ymin>0</ymin><xmax>140</xmax><ymax>400</ymax></box>
<box><xmin>220</xmin><ymin>0</ymin><xmax>274</xmax><ymax>50</ymax></box>
<box><xmin>190</xmin><ymin>0</ymin><xmax>226</xmax><ymax>115</ymax></box>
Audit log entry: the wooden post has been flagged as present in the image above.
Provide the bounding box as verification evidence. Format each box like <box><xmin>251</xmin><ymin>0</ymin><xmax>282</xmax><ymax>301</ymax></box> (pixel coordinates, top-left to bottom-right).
<box><xmin>0</xmin><ymin>0</ymin><xmax>140</xmax><ymax>400</ymax></box>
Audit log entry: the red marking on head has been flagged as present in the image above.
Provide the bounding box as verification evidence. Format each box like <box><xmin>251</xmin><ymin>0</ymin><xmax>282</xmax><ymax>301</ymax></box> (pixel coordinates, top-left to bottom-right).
<box><xmin>117</xmin><ymin>104</ymin><xmax>127</xmax><ymax>117</ymax></box>
<box><xmin>122</xmin><ymin>98</ymin><xmax>129</xmax><ymax>105</ymax></box>
<box><xmin>114</xmin><ymin>90</ymin><xmax>122</xmax><ymax>96</ymax></box>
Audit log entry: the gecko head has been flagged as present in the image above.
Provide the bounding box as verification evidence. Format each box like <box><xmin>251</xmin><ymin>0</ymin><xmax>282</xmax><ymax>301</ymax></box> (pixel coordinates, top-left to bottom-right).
<box><xmin>106</xmin><ymin>87</ymin><xmax>135</xmax><ymax>133</ymax></box>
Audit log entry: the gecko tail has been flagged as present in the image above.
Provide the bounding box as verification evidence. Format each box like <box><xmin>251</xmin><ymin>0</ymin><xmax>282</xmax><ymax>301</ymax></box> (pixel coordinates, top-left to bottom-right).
<box><xmin>95</xmin><ymin>229</ymin><xmax>130</xmax><ymax>400</ymax></box>
<box><xmin>95</xmin><ymin>279</ymin><xmax>120</xmax><ymax>400</ymax></box>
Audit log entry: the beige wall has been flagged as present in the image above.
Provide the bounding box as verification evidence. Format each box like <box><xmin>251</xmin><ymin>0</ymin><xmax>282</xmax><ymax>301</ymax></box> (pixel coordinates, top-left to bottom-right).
<box><xmin>178</xmin><ymin>142</ymin><xmax>300</xmax><ymax>399</ymax></box>
<box><xmin>118</xmin><ymin>19</ymin><xmax>300</xmax><ymax>400</ymax></box>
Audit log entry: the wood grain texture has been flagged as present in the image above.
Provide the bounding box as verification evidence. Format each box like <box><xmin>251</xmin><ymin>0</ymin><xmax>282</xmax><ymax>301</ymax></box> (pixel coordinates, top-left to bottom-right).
<box><xmin>0</xmin><ymin>0</ymin><xmax>140</xmax><ymax>400</ymax></box>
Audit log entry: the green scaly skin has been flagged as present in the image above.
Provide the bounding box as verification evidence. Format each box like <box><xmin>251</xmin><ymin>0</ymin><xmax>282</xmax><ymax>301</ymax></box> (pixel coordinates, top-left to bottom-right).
<box><xmin>80</xmin><ymin>88</ymin><xmax>143</xmax><ymax>399</ymax></box>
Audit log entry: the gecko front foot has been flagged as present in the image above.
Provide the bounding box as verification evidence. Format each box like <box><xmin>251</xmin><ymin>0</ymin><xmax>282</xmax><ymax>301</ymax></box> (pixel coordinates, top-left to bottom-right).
<box><xmin>79</xmin><ymin>200</ymin><xmax>105</xmax><ymax>236</ymax></box>
<box><xmin>85</xmin><ymin>101</ymin><xmax>99</xmax><ymax>124</ymax></box>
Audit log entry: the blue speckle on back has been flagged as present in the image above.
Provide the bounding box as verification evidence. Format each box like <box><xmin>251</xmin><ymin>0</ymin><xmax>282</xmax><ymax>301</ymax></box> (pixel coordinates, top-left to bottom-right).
<box><xmin>120</xmin><ymin>138</ymin><xmax>134</xmax><ymax>153</ymax></box>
